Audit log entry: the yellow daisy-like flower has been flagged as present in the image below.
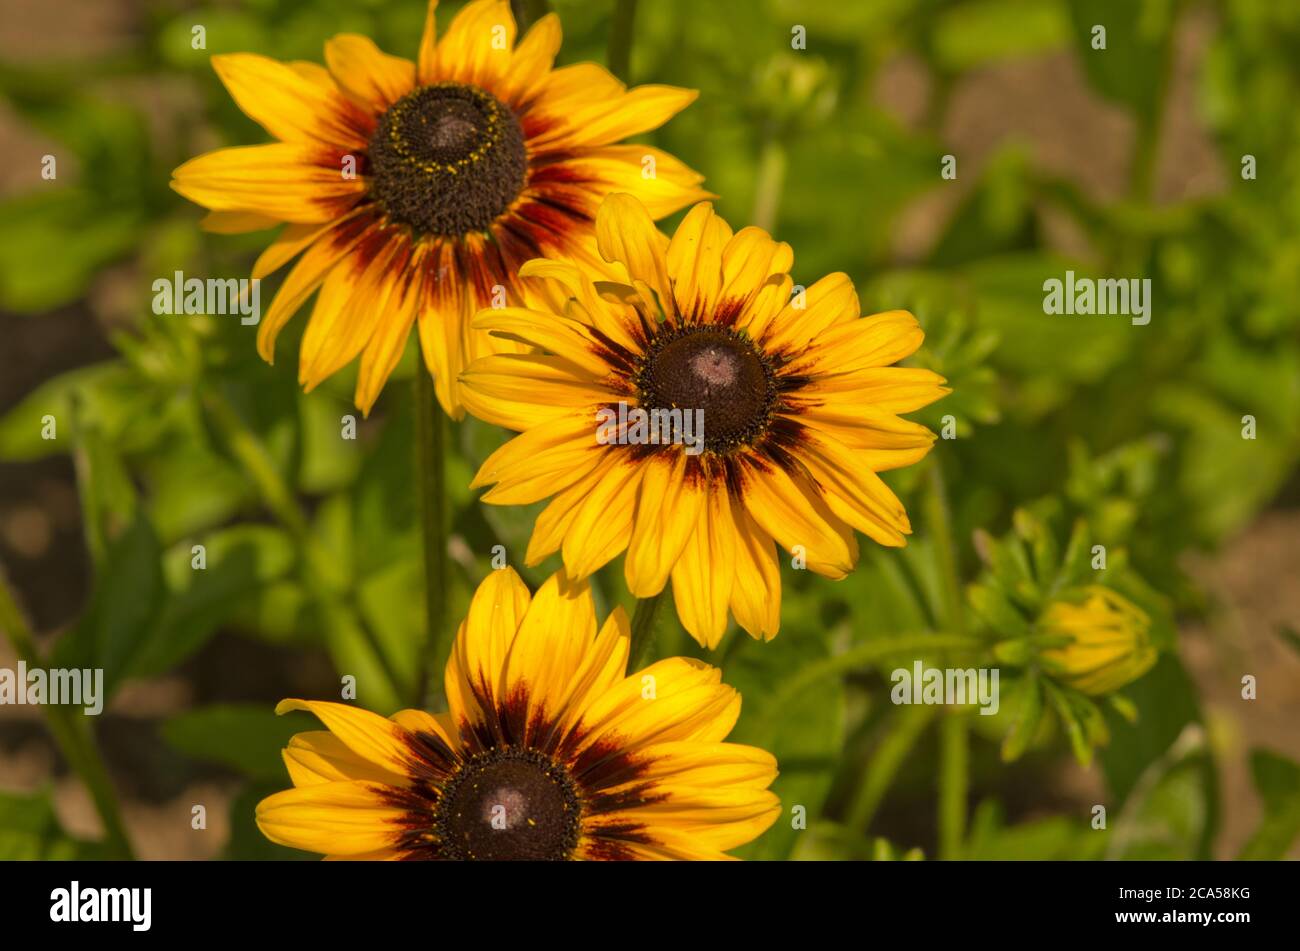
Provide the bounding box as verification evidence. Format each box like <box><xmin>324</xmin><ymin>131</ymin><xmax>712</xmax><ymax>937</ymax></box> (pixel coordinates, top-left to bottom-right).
<box><xmin>460</xmin><ymin>194</ymin><xmax>949</xmax><ymax>647</ymax></box>
<box><xmin>172</xmin><ymin>0</ymin><xmax>707</xmax><ymax>416</ymax></box>
<box><xmin>1039</xmin><ymin>586</ymin><xmax>1157</xmax><ymax>696</ymax></box>
<box><xmin>256</xmin><ymin>567</ymin><xmax>779</xmax><ymax>860</ymax></box>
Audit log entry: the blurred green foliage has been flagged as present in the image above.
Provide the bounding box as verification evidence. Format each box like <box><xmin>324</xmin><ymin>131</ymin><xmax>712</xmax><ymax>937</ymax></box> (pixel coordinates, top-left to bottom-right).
<box><xmin>1</xmin><ymin>0</ymin><xmax>1298</xmax><ymax>861</ymax></box>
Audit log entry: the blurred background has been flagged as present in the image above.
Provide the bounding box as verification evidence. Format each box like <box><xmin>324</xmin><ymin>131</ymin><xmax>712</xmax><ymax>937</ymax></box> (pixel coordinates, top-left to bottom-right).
<box><xmin>0</xmin><ymin>0</ymin><xmax>1297</xmax><ymax>860</ymax></box>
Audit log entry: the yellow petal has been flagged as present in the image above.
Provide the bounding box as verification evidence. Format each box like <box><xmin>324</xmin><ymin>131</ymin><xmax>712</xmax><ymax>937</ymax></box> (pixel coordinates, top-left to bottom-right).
<box><xmin>595</xmin><ymin>193</ymin><xmax>675</xmax><ymax>320</ymax></box>
<box><xmin>760</xmin><ymin>271</ymin><xmax>860</xmax><ymax>356</ymax></box>
<box><xmin>572</xmin><ymin>658</ymin><xmax>739</xmax><ymax>754</ymax></box>
<box><xmin>666</xmin><ymin>202</ymin><xmax>732</xmax><ymax>323</ymax></box>
<box><xmin>275</xmin><ymin>699</ymin><xmax>417</xmax><ymax>775</ymax></box>
<box><xmin>416</xmin><ymin>0</ymin><xmax>440</xmax><ymax>84</ymax></box>
<box><xmin>429</xmin><ymin>0</ymin><xmax>515</xmax><ymax>91</ymax></box>
<box><xmin>445</xmin><ymin>566</ymin><xmax>531</xmax><ymax>719</ymax></box>
<box><xmin>669</xmin><ymin>483</ymin><xmax>736</xmax><ymax>648</ymax></box>
<box><xmin>535</xmin><ymin>146</ymin><xmax>711</xmax><ymax>220</ymax></box>
<box><xmin>299</xmin><ymin>231</ymin><xmax>409</xmax><ymax>392</ymax></box>
<box><xmin>497</xmin><ymin>12</ymin><xmax>561</xmax><ymax>106</ymax></box>
<box><xmin>253</xmin><ymin>217</ymin><xmax>347</xmax><ymax>281</ymax></box>
<box><xmin>719</xmin><ymin>226</ymin><xmax>793</xmax><ymax>329</ymax></box>
<box><xmin>552</xmin><ymin>607</ymin><xmax>631</xmax><ymax>737</ymax></box>
<box><xmin>784</xmin><ymin>310</ymin><xmax>924</xmax><ymax>377</ymax></box>
<box><xmin>415</xmin><ymin>240</ymin><xmax>471</xmax><ymax>419</ymax></box>
<box><xmin>517</xmin><ymin>256</ymin><xmax>643</xmax><ymax>354</ymax></box>
<box><xmin>727</xmin><ymin>498</ymin><xmax>782</xmax><ymax>640</ymax></box>
<box><xmin>800</xmin><ymin>427</ymin><xmax>913</xmax><ymax>547</ymax></box>
<box><xmin>624</xmin><ymin>452</ymin><xmax>704</xmax><ymax>597</ymax></box>
<box><xmin>528</xmin><ymin>82</ymin><xmax>698</xmax><ymax>153</ymax></box>
<box><xmin>324</xmin><ymin>34</ymin><xmax>415</xmax><ymax>112</ymax></box>
<box><xmin>635</xmin><ymin>740</ymin><xmax>778</xmax><ymax>789</ymax></box>
<box><xmin>741</xmin><ymin>461</ymin><xmax>855</xmax><ymax>578</ymax></box>
<box><xmin>501</xmin><ymin>570</ymin><xmax>597</xmax><ymax>741</ymax></box>
<box><xmin>256</xmin><ymin>212</ymin><xmax>377</xmax><ymax>362</ymax></box>
<box><xmin>616</xmin><ymin>784</ymin><xmax>781</xmax><ymax>851</ymax></box>
<box><xmin>474</xmin><ymin>410</ymin><xmax>607</xmax><ymax>503</ymax></box>
<box><xmin>460</xmin><ymin>353</ymin><xmax>612</xmax><ymax>430</ymax></box>
<box><xmin>560</xmin><ymin>451</ymin><xmax>642</xmax><ymax>578</ymax></box>
<box><xmin>211</xmin><ymin>52</ymin><xmax>371</xmax><ymax>149</ymax></box>
<box><xmin>282</xmin><ymin>731</ymin><xmax>411</xmax><ymax>788</ymax></box>
<box><xmin>355</xmin><ymin>247</ymin><xmax>423</xmax><ymax>416</ymax></box>
<box><xmin>801</xmin><ymin>366</ymin><xmax>950</xmax><ymax>414</ymax></box>
<box><xmin>523</xmin><ymin>451</ymin><xmax>623</xmax><ymax>565</ymax></box>
<box><xmin>256</xmin><ymin>781</ymin><xmax>406</xmax><ymax>856</ymax></box>
<box><xmin>473</xmin><ymin>306</ymin><xmax>614</xmax><ymax>377</ymax></box>
<box><xmin>171</xmin><ymin>142</ymin><xmax>364</xmax><ymax>222</ymax></box>
<box><xmin>798</xmin><ymin>402</ymin><xmax>937</xmax><ymax>471</ymax></box>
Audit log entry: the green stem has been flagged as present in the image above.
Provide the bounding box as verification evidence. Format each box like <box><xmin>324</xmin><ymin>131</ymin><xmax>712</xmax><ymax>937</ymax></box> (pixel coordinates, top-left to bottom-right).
<box><xmin>751</xmin><ymin>136</ymin><xmax>787</xmax><ymax>233</ymax></box>
<box><xmin>606</xmin><ymin>0</ymin><xmax>639</xmax><ymax>83</ymax></box>
<box><xmin>0</xmin><ymin>569</ymin><xmax>134</xmax><ymax>859</ymax></box>
<box><xmin>628</xmin><ymin>592</ymin><xmax>666</xmax><ymax>670</ymax></box>
<box><xmin>926</xmin><ymin>460</ymin><xmax>972</xmax><ymax>860</ymax></box>
<box><xmin>846</xmin><ymin>702</ymin><xmax>937</xmax><ymax>832</ymax></box>
<box><xmin>938</xmin><ymin>711</ymin><xmax>969</xmax><ymax>860</ymax></box>
<box><xmin>924</xmin><ymin>463</ymin><xmax>965</xmax><ymax>637</ymax></box>
<box><xmin>198</xmin><ymin>385</ymin><xmax>404</xmax><ymax>695</ymax></box>
<box><xmin>413</xmin><ymin>366</ymin><xmax>450</xmax><ymax>709</ymax></box>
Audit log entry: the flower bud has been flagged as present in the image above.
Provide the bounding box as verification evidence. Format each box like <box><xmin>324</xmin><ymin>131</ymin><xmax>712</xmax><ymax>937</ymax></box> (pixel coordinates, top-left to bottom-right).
<box><xmin>1038</xmin><ymin>586</ymin><xmax>1156</xmax><ymax>695</ymax></box>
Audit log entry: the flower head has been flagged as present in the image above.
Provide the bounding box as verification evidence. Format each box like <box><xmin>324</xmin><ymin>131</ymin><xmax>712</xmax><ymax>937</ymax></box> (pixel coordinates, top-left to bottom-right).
<box><xmin>461</xmin><ymin>194</ymin><xmax>948</xmax><ymax>647</ymax></box>
<box><xmin>1038</xmin><ymin>585</ymin><xmax>1157</xmax><ymax>696</ymax></box>
<box><xmin>172</xmin><ymin>0</ymin><xmax>707</xmax><ymax>416</ymax></box>
<box><xmin>256</xmin><ymin>568</ymin><xmax>779</xmax><ymax>860</ymax></box>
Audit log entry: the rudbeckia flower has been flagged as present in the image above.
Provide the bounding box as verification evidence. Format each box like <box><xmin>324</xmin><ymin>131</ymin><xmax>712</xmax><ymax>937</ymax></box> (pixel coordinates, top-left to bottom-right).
<box><xmin>256</xmin><ymin>567</ymin><xmax>780</xmax><ymax>860</ymax></box>
<box><xmin>460</xmin><ymin>194</ymin><xmax>949</xmax><ymax>647</ymax></box>
<box><xmin>172</xmin><ymin>0</ymin><xmax>706</xmax><ymax>416</ymax></box>
<box><xmin>1039</xmin><ymin>586</ymin><xmax>1157</xmax><ymax>696</ymax></box>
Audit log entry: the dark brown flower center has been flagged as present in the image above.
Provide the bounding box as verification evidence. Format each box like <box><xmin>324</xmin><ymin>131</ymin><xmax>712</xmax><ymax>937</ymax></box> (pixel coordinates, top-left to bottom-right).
<box><xmin>434</xmin><ymin>748</ymin><xmax>580</xmax><ymax>861</ymax></box>
<box><xmin>368</xmin><ymin>82</ymin><xmax>527</xmax><ymax>237</ymax></box>
<box><xmin>635</xmin><ymin>326</ymin><xmax>777</xmax><ymax>454</ymax></box>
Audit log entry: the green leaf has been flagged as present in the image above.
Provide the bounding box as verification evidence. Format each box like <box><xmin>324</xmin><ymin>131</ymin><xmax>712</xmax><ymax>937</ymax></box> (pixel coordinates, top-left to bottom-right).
<box><xmin>1099</xmin><ymin>653</ymin><xmax>1205</xmax><ymax>803</ymax></box>
<box><xmin>161</xmin><ymin>704</ymin><xmax>313</xmax><ymax>781</ymax></box>
<box><xmin>933</xmin><ymin>0</ymin><xmax>1069</xmax><ymax>71</ymax></box>
<box><xmin>1068</xmin><ymin>0</ymin><xmax>1173</xmax><ymax>123</ymax></box>
<box><xmin>0</xmin><ymin>361</ymin><xmax>142</xmax><ymax>462</ymax></box>
<box><xmin>728</xmin><ymin>618</ymin><xmax>847</xmax><ymax>860</ymax></box>
<box><xmin>1107</xmin><ymin>728</ymin><xmax>1215</xmax><ymax>860</ymax></box>
<box><xmin>1238</xmin><ymin>750</ymin><xmax>1300</xmax><ymax>860</ymax></box>
<box><xmin>53</xmin><ymin>511</ymin><xmax>166</xmax><ymax>696</ymax></box>
<box><xmin>1001</xmin><ymin>675</ymin><xmax>1044</xmax><ymax>762</ymax></box>
<box><xmin>132</xmin><ymin>525</ymin><xmax>299</xmax><ymax>676</ymax></box>
<box><xmin>1043</xmin><ymin>679</ymin><xmax>1092</xmax><ymax>767</ymax></box>
<box><xmin>0</xmin><ymin>789</ymin><xmax>103</xmax><ymax>860</ymax></box>
<box><xmin>0</xmin><ymin>190</ymin><xmax>140</xmax><ymax>312</ymax></box>
<box><xmin>965</xmin><ymin>799</ymin><xmax>1106</xmax><ymax>860</ymax></box>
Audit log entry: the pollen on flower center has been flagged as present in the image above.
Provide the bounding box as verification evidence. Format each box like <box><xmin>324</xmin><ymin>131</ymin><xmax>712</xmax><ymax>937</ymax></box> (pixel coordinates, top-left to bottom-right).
<box><xmin>368</xmin><ymin>82</ymin><xmax>527</xmax><ymax>238</ymax></box>
<box><xmin>636</xmin><ymin>326</ymin><xmax>777</xmax><ymax>454</ymax></box>
<box><xmin>434</xmin><ymin>747</ymin><xmax>580</xmax><ymax>860</ymax></box>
